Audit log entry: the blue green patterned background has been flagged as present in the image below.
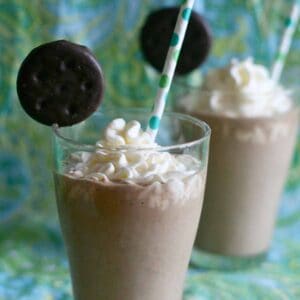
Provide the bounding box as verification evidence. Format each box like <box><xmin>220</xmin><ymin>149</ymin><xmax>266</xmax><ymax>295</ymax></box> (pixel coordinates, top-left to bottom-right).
<box><xmin>0</xmin><ymin>0</ymin><xmax>300</xmax><ymax>299</ymax></box>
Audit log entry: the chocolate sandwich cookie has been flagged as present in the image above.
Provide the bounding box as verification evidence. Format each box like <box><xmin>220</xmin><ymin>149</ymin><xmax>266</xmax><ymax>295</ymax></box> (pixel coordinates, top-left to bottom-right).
<box><xmin>17</xmin><ymin>40</ymin><xmax>104</xmax><ymax>126</ymax></box>
<box><xmin>140</xmin><ymin>7</ymin><xmax>212</xmax><ymax>75</ymax></box>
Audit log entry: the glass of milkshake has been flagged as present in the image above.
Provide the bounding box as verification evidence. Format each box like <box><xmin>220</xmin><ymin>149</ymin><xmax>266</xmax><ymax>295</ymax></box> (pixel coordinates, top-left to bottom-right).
<box><xmin>178</xmin><ymin>58</ymin><xmax>299</xmax><ymax>268</ymax></box>
<box><xmin>53</xmin><ymin>108</ymin><xmax>210</xmax><ymax>300</ymax></box>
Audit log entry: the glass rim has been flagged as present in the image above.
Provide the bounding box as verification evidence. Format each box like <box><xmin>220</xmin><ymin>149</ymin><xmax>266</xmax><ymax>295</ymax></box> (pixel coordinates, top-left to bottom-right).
<box><xmin>52</xmin><ymin>108</ymin><xmax>211</xmax><ymax>152</ymax></box>
<box><xmin>184</xmin><ymin>107</ymin><xmax>298</xmax><ymax>122</ymax></box>
<box><xmin>179</xmin><ymin>86</ymin><xmax>295</xmax><ymax>95</ymax></box>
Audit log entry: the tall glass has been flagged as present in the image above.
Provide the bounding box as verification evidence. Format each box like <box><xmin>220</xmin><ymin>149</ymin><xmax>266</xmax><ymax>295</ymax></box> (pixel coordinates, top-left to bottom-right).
<box><xmin>53</xmin><ymin>108</ymin><xmax>210</xmax><ymax>300</ymax></box>
<box><xmin>179</xmin><ymin>91</ymin><xmax>299</xmax><ymax>269</ymax></box>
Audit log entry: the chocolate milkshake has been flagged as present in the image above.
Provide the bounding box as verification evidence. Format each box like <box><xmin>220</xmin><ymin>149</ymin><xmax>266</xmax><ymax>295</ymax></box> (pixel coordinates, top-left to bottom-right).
<box><xmin>194</xmin><ymin>110</ymin><xmax>298</xmax><ymax>257</ymax></box>
<box><xmin>14</xmin><ymin>39</ymin><xmax>212</xmax><ymax>299</ymax></box>
<box><xmin>179</xmin><ymin>58</ymin><xmax>299</xmax><ymax>260</ymax></box>
<box><xmin>53</xmin><ymin>111</ymin><xmax>210</xmax><ymax>299</ymax></box>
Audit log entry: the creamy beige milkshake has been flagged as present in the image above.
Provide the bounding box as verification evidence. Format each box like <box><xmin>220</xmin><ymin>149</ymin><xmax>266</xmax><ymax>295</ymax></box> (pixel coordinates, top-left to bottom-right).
<box><xmin>53</xmin><ymin>111</ymin><xmax>210</xmax><ymax>299</ymax></box>
<box><xmin>14</xmin><ymin>38</ymin><xmax>211</xmax><ymax>298</ymax></box>
<box><xmin>179</xmin><ymin>58</ymin><xmax>299</xmax><ymax>259</ymax></box>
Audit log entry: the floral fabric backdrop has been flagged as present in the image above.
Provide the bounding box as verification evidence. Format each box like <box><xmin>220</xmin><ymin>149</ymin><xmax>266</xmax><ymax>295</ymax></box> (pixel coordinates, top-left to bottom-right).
<box><xmin>0</xmin><ymin>0</ymin><xmax>300</xmax><ymax>299</ymax></box>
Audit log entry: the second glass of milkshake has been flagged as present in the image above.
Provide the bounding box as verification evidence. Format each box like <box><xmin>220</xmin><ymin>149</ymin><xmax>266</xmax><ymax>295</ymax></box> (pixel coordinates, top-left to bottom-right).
<box><xmin>179</xmin><ymin>58</ymin><xmax>299</xmax><ymax>268</ymax></box>
<box><xmin>53</xmin><ymin>108</ymin><xmax>210</xmax><ymax>300</ymax></box>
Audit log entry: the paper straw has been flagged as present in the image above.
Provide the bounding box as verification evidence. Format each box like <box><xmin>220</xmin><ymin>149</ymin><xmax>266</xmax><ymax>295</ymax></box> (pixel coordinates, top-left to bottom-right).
<box><xmin>271</xmin><ymin>1</ymin><xmax>300</xmax><ymax>83</ymax></box>
<box><xmin>147</xmin><ymin>0</ymin><xmax>195</xmax><ymax>139</ymax></box>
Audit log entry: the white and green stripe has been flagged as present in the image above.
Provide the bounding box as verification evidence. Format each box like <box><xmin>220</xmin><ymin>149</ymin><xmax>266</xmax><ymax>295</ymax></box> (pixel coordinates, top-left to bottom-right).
<box><xmin>271</xmin><ymin>1</ymin><xmax>300</xmax><ymax>83</ymax></box>
<box><xmin>147</xmin><ymin>0</ymin><xmax>195</xmax><ymax>138</ymax></box>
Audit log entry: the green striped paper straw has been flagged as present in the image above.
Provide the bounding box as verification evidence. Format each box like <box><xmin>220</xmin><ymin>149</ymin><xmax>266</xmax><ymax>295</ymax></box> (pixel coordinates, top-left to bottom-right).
<box><xmin>271</xmin><ymin>1</ymin><xmax>300</xmax><ymax>83</ymax></box>
<box><xmin>147</xmin><ymin>0</ymin><xmax>195</xmax><ymax>139</ymax></box>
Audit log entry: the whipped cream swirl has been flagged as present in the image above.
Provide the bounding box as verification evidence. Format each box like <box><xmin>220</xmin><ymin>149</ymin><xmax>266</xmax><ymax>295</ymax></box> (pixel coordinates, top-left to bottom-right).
<box><xmin>66</xmin><ymin>119</ymin><xmax>200</xmax><ymax>184</ymax></box>
<box><xmin>186</xmin><ymin>58</ymin><xmax>292</xmax><ymax>117</ymax></box>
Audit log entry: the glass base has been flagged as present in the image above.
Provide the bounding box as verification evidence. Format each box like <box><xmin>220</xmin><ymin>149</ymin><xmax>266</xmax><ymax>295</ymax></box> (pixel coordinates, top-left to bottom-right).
<box><xmin>190</xmin><ymin>248</ymin><xmax>267</xmax><ymax>271</ymax></box>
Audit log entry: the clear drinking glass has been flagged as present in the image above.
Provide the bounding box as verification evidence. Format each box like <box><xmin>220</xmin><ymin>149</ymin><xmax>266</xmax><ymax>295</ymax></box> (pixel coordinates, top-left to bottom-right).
<box><xmin>178</xmin><ymin>91</ymin><xmax>299</xmax><ymax>269</ymax></box>
<box><xmin>52</xmin><ymin>108</ymin><xmax>210</xmax><ymax>300</ymax></box>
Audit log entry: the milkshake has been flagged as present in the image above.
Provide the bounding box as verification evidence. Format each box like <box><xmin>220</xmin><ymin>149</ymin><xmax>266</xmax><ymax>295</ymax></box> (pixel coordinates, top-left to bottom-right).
<box><xmin>53</xmin><ymin>110</ymin><xmax>210</xmax><ymax>300</ymax></box>
<box><xmin>15</xmin><ymin>35</ymin><xmax>212</xmax><ymax>298</ymax></box>
<box><xmin>179</xmin><ymin>58</ymin><xmax>299</xmax><ymax>262</ymax></box>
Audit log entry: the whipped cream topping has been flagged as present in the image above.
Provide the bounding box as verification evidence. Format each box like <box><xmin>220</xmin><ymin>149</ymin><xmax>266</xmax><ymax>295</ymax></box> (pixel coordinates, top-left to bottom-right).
<box><xmin>66</xmin><ymin>119</ymin><xmax>200</xmax><ymax>184</ymax></box>
<box><xmin>186</xmin><ymin>58</ymin><xmax>292</xmax><ymax>117</ymax></box>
